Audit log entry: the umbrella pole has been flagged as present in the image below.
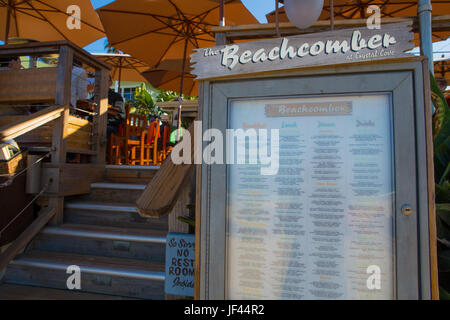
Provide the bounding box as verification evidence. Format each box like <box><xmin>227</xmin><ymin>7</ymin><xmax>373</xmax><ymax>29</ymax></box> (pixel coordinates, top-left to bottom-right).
<box><xmin>418</xmin><ymin>0</ymin><xmax>434</xmax><ymax>74</ymax></box>
<box><xmin>4</xmin><ymin>0</ymin><xmax>13</xmax><ymax>45</ymax></box>
<box><xmin>117</xmin><ymin>57</ymin><xmax>123</xmax><ymax>94</ymax></box>
<box><xmin>176</xmin><ymin>38</ymin><xmax>189</xmax><ymax>141</ymax></box>
<box><xmin>220</xmin><ymin>0</ymin><xmax>225</xmax><ymax>27</ymax></box>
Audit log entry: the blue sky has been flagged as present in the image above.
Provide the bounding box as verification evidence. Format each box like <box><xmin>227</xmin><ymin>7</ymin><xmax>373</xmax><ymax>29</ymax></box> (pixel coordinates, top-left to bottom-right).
<box><xmin>85</xmin><ymin>0</ymin><xmax>275</xmax><ymax>53</ymax></box>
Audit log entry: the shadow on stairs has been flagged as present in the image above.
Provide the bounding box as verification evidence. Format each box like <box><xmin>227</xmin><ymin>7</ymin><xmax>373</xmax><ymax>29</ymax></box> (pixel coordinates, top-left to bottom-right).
<box><xmin>0</xmin><ymin>165</ymin><xmax>168</xmax><ymax>300</ymax></box>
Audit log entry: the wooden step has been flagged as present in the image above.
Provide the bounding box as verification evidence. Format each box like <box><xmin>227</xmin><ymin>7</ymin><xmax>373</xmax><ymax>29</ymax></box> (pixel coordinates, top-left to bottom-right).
<box><xmin>79</xmin><ymin>182</ymin><xmax>147</xmax><ymax>203</ymax></box>
<box><xmin>0</xmin><ymin>284</ymin><xmax>136</xmax><ymax>300</ymax></box>
<box><xmin>64</xmin><ymin>202</ymin><xmax>168</xmax><ymax>231</ymax></box>
<box><xmin>105</xmin><ymin>165</ymin><xmax>159</xmax><ymax>184</ymax></box>
<box><xmin>4</xmin><ymin>251</ymin><xmax>165</xmax><ymax>299</ymax></box>
<box><xmin>32</xmin><ymin>224</ymin><xmax>167</xmax><ymax>262</ymax></box>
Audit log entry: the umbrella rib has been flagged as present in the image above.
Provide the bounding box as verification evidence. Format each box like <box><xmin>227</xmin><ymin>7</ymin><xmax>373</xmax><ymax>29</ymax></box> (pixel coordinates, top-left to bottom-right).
<box><xmin>129</xmin><ymin>62</ymin><xmax>146</xmax><ymax>76</ymax></box>
<box><xmin>110</xmin><ymin>17</ymin><xmax>186</xmax><ymax>46</ymax></box>
<box><xmin>189</xmin><ymin>12</ymin><xmax>216</xmax><ymax>38</ymax></box>
<box><xmin>12</xmin><ymin>6</ymin><xmax>49</xmax><ymax>22</ymax></box>
<box><xmin>153</xmin><ymin>74</ymin><xmax>186</xmax><ymax>88</ymax></box>
<box><xmin>26</xmin><ymin>1</ymin><xmax>69</xmax><ymax>41</ymax></box>
<box><xmin>382</xmin><ymin>3</ymin><xmax>417</xmax><ymax>17</ymax></box>
<box><xmin>153</xmin><ymin>36</ymin><xmax>181</xmax><ymax>68</ymax></box>
<box><xmin>13</xmin><ymin>3</ymin><xmax>20</xmax><ymax>36</ymax></box>
<box><xmin>168</xmin><ymin>0</ymin><xmax>190</xmax><ymax>23</ymax></box>
<box><xmin>112</xmin><ymin>30</ymin><xmax>180</xmax><ymax>46</ymax></box>
<box><xmin>98</xmin><ymin>9</ymin><xmax>186</xmax><ymax>23</ymax></box>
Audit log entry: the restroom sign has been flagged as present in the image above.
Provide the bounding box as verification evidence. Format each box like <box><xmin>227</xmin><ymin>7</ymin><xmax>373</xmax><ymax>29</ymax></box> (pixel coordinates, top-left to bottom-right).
<box><xmin>165</xmin><ymin>233</ymin><xmax>195</xmax><ymax>297</ymax></box>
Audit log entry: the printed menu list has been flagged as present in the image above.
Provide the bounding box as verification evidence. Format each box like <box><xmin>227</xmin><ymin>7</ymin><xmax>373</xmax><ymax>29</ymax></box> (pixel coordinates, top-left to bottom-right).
<box><xmin>227</xmin><ymin>95</ymin><xmax>394</xmax><ymax>300</ymax></box>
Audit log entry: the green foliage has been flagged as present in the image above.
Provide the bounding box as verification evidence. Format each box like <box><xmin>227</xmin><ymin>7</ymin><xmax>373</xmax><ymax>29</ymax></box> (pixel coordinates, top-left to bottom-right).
<box><xmin>128</xmin><ymin>83</ymin><xmax>163</xmax><ymax>119</ymax></box>
<box><xmin>104</xmin><ymin>39</ymin><xmax>121</xmax><ymax>54</ymax></box>
<box><xmin>432</xmin><ymin>73</ymin><xmax>450</xmax><ymax>184</ymax></box>
<box><xmin>440</xmin><ymin>286</ymin><xmax>450</xmax><ymax>300</ymax></box>
<box><xmin>427</xmin><ymin>73</ymin><xmax>450</xmax><ymax>299</ymax></box>
<box><xmin>436</xmin><ymin>182</ymin><xmax>450</xmax><ymax>204</ymax></box>
<box><xmin>177</xmin><ymin>216</ymin><xmax>196</xmax><ymax>228</ymax></box>
<box><xmin>176</xmin><ymin>204</ymin><xmax>196</xmax><ymax>229</ymax></box>
<box><xmin>127</xmin><ymin>84</ymin><xmax>198</xmax><ymax>121</ymax></box>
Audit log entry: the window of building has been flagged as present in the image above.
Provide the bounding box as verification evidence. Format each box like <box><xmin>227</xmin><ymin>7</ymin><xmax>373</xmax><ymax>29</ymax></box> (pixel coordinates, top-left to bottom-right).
<box><xmin>123</xmin><ymin>87</ymin><xmax>137</xmax><ymax>101</ymax></box>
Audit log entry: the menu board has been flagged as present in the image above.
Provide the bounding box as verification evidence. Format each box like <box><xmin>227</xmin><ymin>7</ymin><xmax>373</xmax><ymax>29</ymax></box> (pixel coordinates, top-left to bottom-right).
<box><xmin>226</xmin><ymin>95</ymin><xmax>395</xmax><ymax>300</ymax></box>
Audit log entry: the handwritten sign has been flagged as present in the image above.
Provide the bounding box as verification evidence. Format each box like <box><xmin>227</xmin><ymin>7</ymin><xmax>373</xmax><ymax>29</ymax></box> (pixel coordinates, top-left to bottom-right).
<box><xmin>165</xmin><ymin>233</ymin><xmax>195</xmax><ymax>297</ymax></box>
<box><xmin>191</xmin><ymin>22</ymin><xmax>413</xmax><ymax>80</ymax></box>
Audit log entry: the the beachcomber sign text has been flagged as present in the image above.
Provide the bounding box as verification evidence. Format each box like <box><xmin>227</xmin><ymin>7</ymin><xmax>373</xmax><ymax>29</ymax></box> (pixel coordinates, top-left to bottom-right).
<box><xmin>191</xmin><ymin>22</ymin><xmax>413</xmax><ymax>80</ymax></box>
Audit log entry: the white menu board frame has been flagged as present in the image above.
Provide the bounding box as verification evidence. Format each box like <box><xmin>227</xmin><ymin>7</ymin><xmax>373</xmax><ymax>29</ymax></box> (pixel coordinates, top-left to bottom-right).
<box><xmin>197</xmin><ymin>59</ymin><xmax>435</xmax><ymax>300</ymax></box>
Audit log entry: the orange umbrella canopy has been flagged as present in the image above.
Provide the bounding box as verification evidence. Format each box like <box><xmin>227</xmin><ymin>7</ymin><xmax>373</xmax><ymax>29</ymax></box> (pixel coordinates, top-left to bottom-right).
<box><xmin>268</xmin><ymin>0</ymin><xmax>450</xmax><ymax>22</ymax></box>
<box><xmin>266</xmin><ymin>1</ymin><xmax>450</xmax><ymax>43</ymax></box>
<box><xmin>141</xmin><ymin>59</ymin><xmax>198</xmax><ymax>96</ymax></box>
<box><xmin>97</xmin><ymin>0</ymin><xmax>258</xmax><ymax>68</ymax></box>
<box><xmin>92</xmin><ymin>53</ymin><xmax>149</xmax><ymax>83</ymax></box>
<box><xmin>0</xmin><ymin>0</ymin><xmax>105</xmax><ymax>47</ymax></box>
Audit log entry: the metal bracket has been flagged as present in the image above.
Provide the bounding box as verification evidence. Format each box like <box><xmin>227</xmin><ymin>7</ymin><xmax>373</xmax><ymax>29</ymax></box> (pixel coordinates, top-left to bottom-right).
<box><xmin>40</xmin><ymin>168</ymin><xmax>59</xmax><ymax>194</ymax></box>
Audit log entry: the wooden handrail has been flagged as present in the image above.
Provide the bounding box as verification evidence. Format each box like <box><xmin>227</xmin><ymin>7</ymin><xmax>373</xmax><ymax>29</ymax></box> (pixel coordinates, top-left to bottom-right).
<box><xmin>0</xmin><ymin>105</ymin><xmax>65</xmax><ymax>142</ymax></box>
<box><xmin>0</xmin><ymin>41</ymin><xmax>111</xmax><ymax>71</ymax></box>
<box><xmin>0</xmin><ymin>207</ymin><xmax>56</xmax><ymax>272</ymax></box>
<box><xmin>136</xmin><ymin>122</ymin><xmax>195</xmax><ymax>218</ymax></box>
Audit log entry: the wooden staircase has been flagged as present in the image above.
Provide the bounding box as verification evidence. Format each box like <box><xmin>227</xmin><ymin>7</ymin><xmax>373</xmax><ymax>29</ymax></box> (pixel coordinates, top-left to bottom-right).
<box><xmin>0</xmin><ymin>165</ymin><xmax>168</xmax><ymax>300</ymax></box>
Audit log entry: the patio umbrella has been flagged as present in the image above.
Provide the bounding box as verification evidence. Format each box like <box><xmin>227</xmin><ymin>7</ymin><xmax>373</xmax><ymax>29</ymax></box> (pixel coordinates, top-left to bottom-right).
<box><xmin>266</xmin><ymin>0</ymin><xmax>450</xmax><ymax>42</ymax></box>
<box><xmin>92</xmin><ymin>53</ymin><xmax>149</xmax><ymax>93</ymax></box>
<box><xmin>0</xmin><ymin>0</ymin><xmax>104</xmax><ymax>47</ymax></box>
<box><xmin>141</xmin><ymin>59</ymin><xmax>198</xmax><ymax>97</ymax></box>
<box><xmin>97</xmin><ymin>0</ymin><xmax>257</xmax><ymax>131</ymax></box>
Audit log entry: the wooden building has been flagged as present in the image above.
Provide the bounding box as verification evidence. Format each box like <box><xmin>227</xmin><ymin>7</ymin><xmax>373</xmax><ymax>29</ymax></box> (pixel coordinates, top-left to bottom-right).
<box><xmin>0</xmin><ymin>41</ymin><xmax>188</xmax><ymax>300</ymax></box>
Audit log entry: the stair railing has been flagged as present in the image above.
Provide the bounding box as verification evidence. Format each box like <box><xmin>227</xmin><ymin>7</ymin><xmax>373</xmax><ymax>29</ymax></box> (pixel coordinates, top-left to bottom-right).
<box><xmin>0</xmin><ymin>105</ymin><xmax>64</xmax><ymax>272</ymax></box>
<box><xmin>0</xmin><ymin>41</ymin><xmax>110</xmax><ymax>273</ymax></box>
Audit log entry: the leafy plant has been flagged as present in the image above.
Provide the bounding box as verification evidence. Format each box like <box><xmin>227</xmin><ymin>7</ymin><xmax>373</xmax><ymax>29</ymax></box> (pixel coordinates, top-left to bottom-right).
<box><xmin>128</xmin><ymin>83</ymin><xmax>163</xmax><ymax>119</ymax></box>
<box><xmin>176</xmin><ymin>204</ymin><xmax>196</xmax><ymax>232</ymax></box>
<box><xmin>431</xmin><ymin>72</ymin><xmax>450</xmax><ymax>299</ymax></box>
<box><xmin>104</xmin><ymin>39</ymin><xmax>121</xmax><ymax>54</ymax></box>
<box><xmin>432</xmin><ymin>73</ymin><xmax>450</xmax><ymax>184</ymax></box>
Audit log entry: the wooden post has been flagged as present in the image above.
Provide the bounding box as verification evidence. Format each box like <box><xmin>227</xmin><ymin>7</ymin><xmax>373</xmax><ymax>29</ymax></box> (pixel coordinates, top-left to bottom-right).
<box><xmin>168</xmin><ymin>170</ymin><xmax>194</xmax><ymax>234</ymax></box>
<box><xmin>93</xmin><ymin>68</ymin><xmax>109</xmax><ymax>164</ymax></box>
<box><xmin>49</xmin><ymin>45</ymin><xmax>73</xmax><ymax>225</ymax></box>
<box><xmin>166</xmin><ymin>169</ymin><xmax>195</xmax><ymax>300</ymax></box>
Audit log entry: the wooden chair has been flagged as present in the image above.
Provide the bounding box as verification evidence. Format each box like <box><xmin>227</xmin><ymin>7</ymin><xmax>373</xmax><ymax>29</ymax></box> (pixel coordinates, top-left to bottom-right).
<box><xmin>109</xmin><ymin>112</ymin><xmax>147</xmax><ymax>165</ymax></box>
<box><xmin>141</xmin><ymin>120</ymin><xmax>160</xmax><ymax>166</ymax></box>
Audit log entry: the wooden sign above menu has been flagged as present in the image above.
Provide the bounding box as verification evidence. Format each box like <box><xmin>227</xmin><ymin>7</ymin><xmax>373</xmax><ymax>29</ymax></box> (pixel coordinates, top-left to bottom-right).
<box><xmin>190</xmin><ymin>22</ymin><xmax>414</xmax><ymax>80</ymax></box>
